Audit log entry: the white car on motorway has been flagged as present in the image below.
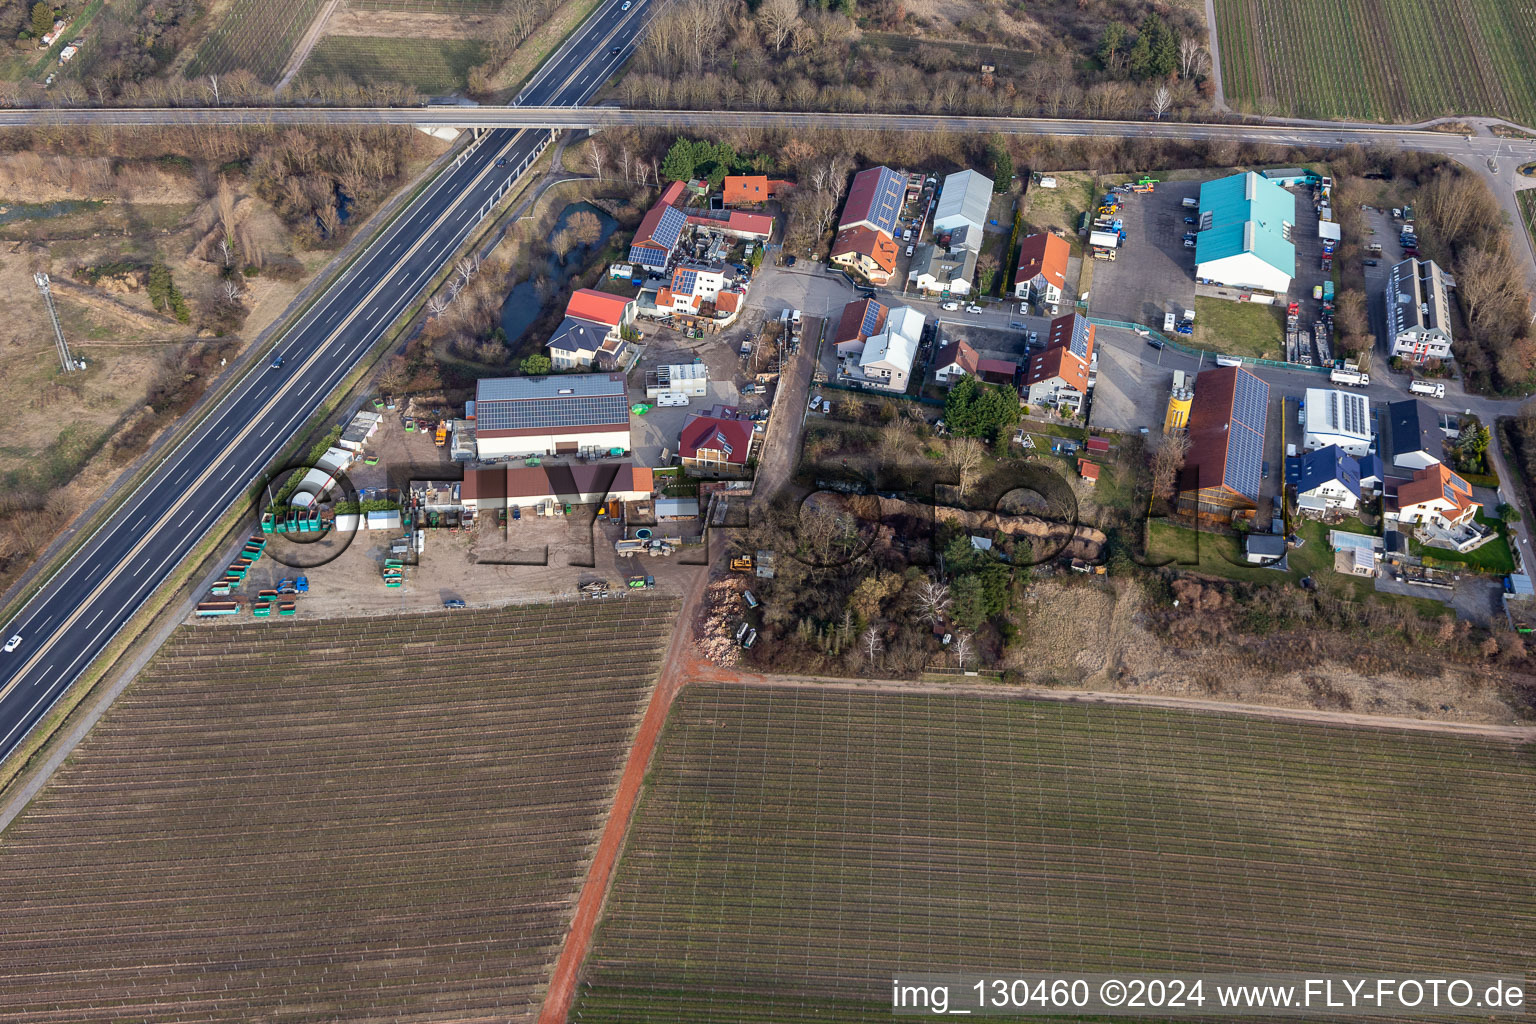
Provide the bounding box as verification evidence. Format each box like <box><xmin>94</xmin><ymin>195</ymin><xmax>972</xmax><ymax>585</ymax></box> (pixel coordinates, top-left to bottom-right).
<box><xmin>940</xmin><ymin>301</ymin><xmax>959</xmax><ymax>311</ymax></box>
<box><xmin>4</xmin><ymin>634</ymin><xmax>20</xmax><ymax>653</ymax></box>
<box><xmin>621</xmin><ymin>0</ymin><xmax>631</xmax><ymax>8</ymax></box>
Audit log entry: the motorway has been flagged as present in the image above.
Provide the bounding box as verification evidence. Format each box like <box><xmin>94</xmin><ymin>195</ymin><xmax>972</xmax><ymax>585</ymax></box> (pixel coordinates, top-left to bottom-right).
<box><xmin>0</xmin><ymin>0</ymin><xmax>655</xmax><ymax>763</ymax></box>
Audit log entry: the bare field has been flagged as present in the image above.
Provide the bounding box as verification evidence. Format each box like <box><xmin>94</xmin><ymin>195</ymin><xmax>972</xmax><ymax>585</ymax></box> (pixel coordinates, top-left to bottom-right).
<box><xmin>0</xmin><ymin>597</ymin><xmax>679</xmax><ymax>1023</ymax></box>
<box><xmin>573</xmin><ymin>682</ymin><xmax>1536</xmax><ymax>1023</ymax></box>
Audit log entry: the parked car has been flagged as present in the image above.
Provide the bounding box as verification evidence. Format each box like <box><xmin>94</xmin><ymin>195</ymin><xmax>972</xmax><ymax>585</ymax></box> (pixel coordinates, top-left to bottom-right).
<box><xmin>1028</xmin><ymin>332</ymin><xmax>1038</xmax><ymax>345</ymax></box>
<box><xmin>443</xmin><ymin>599</ymin><xmax>467</xmax><ymax>609</ymax></box>
<box><xmin>1183</xmin><ymin>216</ymin><xmax>1197</xmax><ymax>224</ymax></box>
<box><xmin>784</xmin><ymin>254</ymin><xmax>797</xmax><ymax>266</ymax></box>
<box><xmin>905</xmin><ymin>244</ymin><xmax>914</xmax><ymax>257</ymax></box>
<box><xmin>808</xmin><ymin>394</ymin><xmax>822</xmax><ymax>411</ymax></box>
<box><xmin>1010</xmin><ymin>321</ymin><xmax>1026</xmax><ymax>330</ymax></box>
<box><xmin>1183</xmin><ymin>239</ymin><xmax>1195</xmax><ymax>248</ymax></box>
<box><xmin>941</xmin><ymin>301</ymin><xmax>959</xmax><ymax>311</ymax></box>
<box><xmin>1364</xmin><ymin>258</ymin><xmax>1379</xmax><ymax>266</ymax></box>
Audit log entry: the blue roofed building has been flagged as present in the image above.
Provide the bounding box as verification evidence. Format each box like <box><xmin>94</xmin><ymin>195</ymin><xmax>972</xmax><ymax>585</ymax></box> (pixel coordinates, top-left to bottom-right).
<box><xmin>1194</xmin><ymin>171</ymin><xmax>1296</xmax><ymax>294</ymax></box>
<box><xmin>1286</xmin><ymin>444</ymin><xmax>1362</xmax><ymax>514</ymax></box>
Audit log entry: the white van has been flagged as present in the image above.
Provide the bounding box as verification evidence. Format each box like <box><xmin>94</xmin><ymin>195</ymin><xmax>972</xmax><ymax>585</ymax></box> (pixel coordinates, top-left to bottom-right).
<box><xmin>1181</xmin><ymin>197</ymin><xmax>1199</xmax><ymax>209</ymax></box>
<box><xmin>1409</xmin><ymin>379</ymin><xmax>1445</xmax><ymax>399</ymax></box>
<box><xmin>791</xmin><ymin>309</ymin><xmax>802</xmax><ymax>325</ymax></box>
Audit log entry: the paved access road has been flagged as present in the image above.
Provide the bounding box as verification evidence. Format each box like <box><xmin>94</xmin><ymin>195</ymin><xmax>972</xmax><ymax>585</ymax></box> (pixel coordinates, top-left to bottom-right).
<box><xmin>0</xmin><ymin>0</ymin><xmax>654</xmax><ymax>764</ymax></box>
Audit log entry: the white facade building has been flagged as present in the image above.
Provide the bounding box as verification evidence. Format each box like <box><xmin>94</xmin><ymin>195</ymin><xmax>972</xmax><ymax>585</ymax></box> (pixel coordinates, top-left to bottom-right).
<box><xmin>1302</xmin><ymin>388</ymin><xmax>1373</xmax><ymax>457</ymax></box>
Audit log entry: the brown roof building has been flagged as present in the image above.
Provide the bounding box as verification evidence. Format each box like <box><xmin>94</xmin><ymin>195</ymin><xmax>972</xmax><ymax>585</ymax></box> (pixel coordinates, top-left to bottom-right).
<box><xmin>1176</xmin><ymin>365</ymin><xmax>1270</xmax><ymax>526</ymax></box>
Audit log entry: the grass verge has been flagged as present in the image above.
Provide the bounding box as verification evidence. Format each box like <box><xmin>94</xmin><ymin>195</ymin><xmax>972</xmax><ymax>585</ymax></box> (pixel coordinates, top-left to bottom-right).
<box><xmin>0</xmin><ymin>135</ymin><xmax>467</xmax><ymax>634</ymax></box>
<box><xmin>0</xmin><ymin>134</ymin><xmax>546</xmax><ymax>807</ymax></box>
<box><xmin>492</xmin><ymin>0</ymin><xmax>604</xmax><ymax>99</ymax></box>
<box><xmin>1192</xmin><ymin>297</ymin><xmax>1286</xmax><ymax>359</ymax></box>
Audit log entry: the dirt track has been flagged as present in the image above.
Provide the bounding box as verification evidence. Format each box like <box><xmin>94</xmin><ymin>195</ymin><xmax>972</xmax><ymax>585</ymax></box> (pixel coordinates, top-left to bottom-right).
<box><xmin>535</xmin><ymin>565</ymin><xmax>709</xmax><ymax>1024</ymax></box>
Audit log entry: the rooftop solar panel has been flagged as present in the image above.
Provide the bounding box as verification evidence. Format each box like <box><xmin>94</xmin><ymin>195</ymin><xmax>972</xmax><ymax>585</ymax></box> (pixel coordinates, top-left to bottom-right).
<box><xmin>860</xmin><ymin>300</ymin><xmax>885</xmax><ymax>337</ymax></box>
<box><xmin>654</xmin><ymin>205</ymin><xmax>687</xmax><ymax>249</ymax></box>
<box><xmin>1224</xmin><ymin>369</ymin><xmax>1269</xmax><ymax>501</ymax></box>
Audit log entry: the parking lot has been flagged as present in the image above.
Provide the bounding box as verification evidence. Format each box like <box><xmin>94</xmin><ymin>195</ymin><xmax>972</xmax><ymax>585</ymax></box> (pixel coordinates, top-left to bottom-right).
<box><xmin>628</xmin><ymin>333</ymin><xmax>748</xmax><ymax>466</ymax></box>
<box><xmin>1087</xmin><ymin>326</ymin><xmax>1177</xmax><ymax>434</ymax></box>
<box><xmin>1362</xmin><ymin>206</ymin><xmax>1407</xmax><ymax>359</ymax></box>
<box><xmin>1088</xmin><ymin>179</ymin><xmax>1200</xmax><ymax>326</ymax></box>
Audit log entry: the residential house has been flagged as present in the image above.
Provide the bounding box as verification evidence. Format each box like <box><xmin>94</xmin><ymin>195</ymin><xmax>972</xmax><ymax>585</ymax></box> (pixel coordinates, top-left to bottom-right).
<box><xmin>655</xmin><ymin>260</ymin><xmax>744</xmax><ymax>326</ymax></box>
<box><xmin>1023</xmin><ymin>314</ymin><xmax>1095</xmax><ymax>414</ymax></box>
<box><xmin>1014</xmin><ymin>232</ymin><xmax>1070</xmax><ymax>309</ymax></box>
<box><xmin>831</xmin><ymin>225</ymin><xmax>899</xmax><ymax>285</ymax></box>
<box><xmin>1287</xmin><ymin>444</ymin><xmax>1362</xmax><ymax>513</ymax></box>
<box><xmin>1384</xmin><ymin>399</ymin><xmax>1441</xmax><ymax>470</ymax></box>
<box><xmin>721</xmin><ymin>175</ymin><xmax>791</xmax><ymax>206</ymax></box>
<box><xmin>1391</xmin><ymin>463</ymin><xmax>1479</xmax><ymax>528</ymax></box>
<box><xmin>1077</xmin><ymin>459</ymin><xmax>1100</xmax><ymax>487</ymax></box>
<box><xmin>932</xmin><ymin>169</ymin><xmax>993</xmax><ymax>246</ymax></box>
<box><xmin>932</xmin><ymin>339</ymin><xmax>980</xmax><ymax>385</ymax></box>
<box><xmin>1176</xmin><ymin>365</ymin><xmax>1270</xmax><ymax>526</ymax></box>
<box><xmin>1356</xmin><ymin>453</ymin><xmax>1385</xmax><ymax>493</ymax></box>
<box><xmin>679</xmin><ymin>410</ymin><xmax>756</xmax><ymax>477</ymax></box>
<box><xmin>547</xmin><ymin>289</ymin><xmax>634</xmax><ymax>370</ymax></box>
<box><xmin>838</xmin><ymin>165</ymin><xmax>905</xmax><ymax>236</ymax></box>
<box><xmin>1385</xmin><ymin>257</ymin><xmax>1453</xmax><ymax>363</ymax></box>
<box><xmin>834</xmin><ymin>297</ymin><xmax>889</xmax><ymax>358</ymax></box>
<box><xmin>906</xmin><ymin>243</ymin><xmax>977</xmax><ymax>296</ymax></box>
<box><xmin>1301</xmin><ymin>388</ymin><xmax>1373</xmax><ymax>457</ymax></box>
<box><xmin>1194</xmin><ymin>171</ymin><xmax>1296</xmax><ymax>294</ymax></box>
<box><xmin>842</xmin><ymin>306</ymin><xmax>924</xmax><ymax>393</ymax></box>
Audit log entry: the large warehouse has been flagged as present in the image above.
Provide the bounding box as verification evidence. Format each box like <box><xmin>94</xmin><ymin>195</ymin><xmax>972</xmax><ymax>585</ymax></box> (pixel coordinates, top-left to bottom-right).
<box><xmin>473</xmin><ymin>374</ymin><xmax>631</xmax><ymax>460</ymax></box>
<box><xmin>1194</xmin><ymin>171</ymin><xmax>1296</xmax><ymax>294</ymax></box>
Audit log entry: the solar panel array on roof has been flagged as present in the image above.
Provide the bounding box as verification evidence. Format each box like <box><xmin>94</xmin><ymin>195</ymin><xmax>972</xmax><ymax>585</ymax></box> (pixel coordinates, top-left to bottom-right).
<box><xmin>860</xmin><ymin>300</ymin><xmax>885</xmax><ymax>338</ymax></box>
<box><xmin>474</xmin><ymin>374</ymin><xmax>629</xmax><ymax>432</ymax></box>
<box><xmin>672</xmin><ymin>268</ymin><xmax>698</xmax><ymax>296</ymax></box>
<box><xmin>1066</xmin><ymin>316</ymin><xmax>1090</xmax><ymax>360</ymax></box>
<box><xmin>1223</xmin><ymin>369</ymin><xmax>1269</xmax><ymax>501</ymax></box>
<box><xmin>653</xmin><ymin>205</ymin><xmax>687</xmax><ymax>249</ymax></box>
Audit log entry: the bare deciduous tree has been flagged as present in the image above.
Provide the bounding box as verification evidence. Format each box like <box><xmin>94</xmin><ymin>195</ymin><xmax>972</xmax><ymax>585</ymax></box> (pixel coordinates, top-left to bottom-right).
<box><xmin>586</xmin><ymin>141</ymin><xmax>606</xmax><ymax>179</ymax></box>
<box><xmin>205</xmin><ymin>74</ymin><xmax>219</xmax><ymax>106</ymax></box>
<box><xmin>1152</xmin><ymin>431</ymin><xmax>1191</xmax><ymax>503</ymax></box>
<box><xmin>222</xmin><ymin>278</ymin><xmax>241</xmax><ymax>302</ymax></box>
<box><xmin>946</xmin><ymin>437</ymin><xmax>985</xmax><ymax>498</ymax></box>
<box><xmin>1178</xmin><ymin>36</ymin><xmax>1206</xmax><ymax>79</ymax></box>
<box><xmin>1151</xmin><ymin>84</ymin><xmax>1172</xmax><ymax>120</ymax></box>
<box><xmin>426</xmin><ymin>294</ymin><xmax>450</xmax><ymax>316</ymax></box>
<box><xmin>861</xmin><ymin>626</ymin><xmax>883</xmax><ymax>665</ymax></box>
<box><xmin>758</xmin><ymin>0</ymin><xmax>800</xmax><ymax>52</ymax></box>
<box><xmin>952</xmin><ymin>631</ymin><xmax>974</xmax><ymax>669</ymax></box>
<box><xmin>916</xmin><ymin>580</ymin><xmax>952</xmax><ymax>627</ymax></box>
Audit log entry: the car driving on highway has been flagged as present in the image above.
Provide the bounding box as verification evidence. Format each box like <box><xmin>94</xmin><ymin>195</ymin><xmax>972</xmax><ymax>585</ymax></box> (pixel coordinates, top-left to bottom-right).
<box><xmin>270</xmin><ymin>354</ymin><xmax>285</xmax><ymax>369</ymax></box>
<box><xmin>3</xmin><ymin>635</ymin><xmax>20</xmax><ymax>653</ymax></box>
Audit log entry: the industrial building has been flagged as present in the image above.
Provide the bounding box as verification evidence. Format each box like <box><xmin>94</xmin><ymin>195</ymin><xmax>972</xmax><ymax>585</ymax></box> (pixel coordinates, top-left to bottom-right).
<box><xmin>1301</xmin><ymin>388</ymin><xmax>1373</xmax><ymax>457</ymax></box>
<box><xmin>932</xmin><ymin>169</ymin><xmax>993</xmax><ymax>249</ymax></box>
<box><xmin>1385</xmin><ymin>257</ymin><xmax>1454</xmax><ymax>363</ymax></box>
<box><xmin>339</xmin><ymin>410</ymin><xmax>382</xmax><ymax>452</ymax></box>
<box><xmin>1177</xmin><ymin>365</ymin><xmax>1270</xmax><ymax>526</ymax></box>
<box><xmin>472</xmin><ymin>374</ymin><xmax>631</xmax><ymax>460</ymax></box>
<box><xmin>628</xmin><ymin>181</ymin><xmax>689</xmax><ymax>269</ymax></box>
<box><xmin>1194</xmin><ymin>171</ymin><xmax>1296</xmax><ymax>294</ymax></box>
<box><xmin>459</xmin><ymin>462</ymin><xmax>652</xmax><ymax>513</ymax></box>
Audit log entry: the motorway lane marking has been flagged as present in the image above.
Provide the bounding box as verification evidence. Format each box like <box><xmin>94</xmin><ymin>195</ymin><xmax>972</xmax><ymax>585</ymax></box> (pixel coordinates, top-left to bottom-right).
<box><xmin>0</xmin><ymin>130</ymin><xmax>519</xmax><ymax>662</ymax></box>
<box><xmin>365</xmin><ymin>306</ymin><xmax>381</xmax><ymax>321</ymax></box>
<box><xmin>0</xmin><ymin>129</ymin><xmax>533</xmax><ymax>718</ymax></box>
<box><xmin>2</xmin><ymin>685</ymin><xmax>61</xmax><ymax>745</ymax></box>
